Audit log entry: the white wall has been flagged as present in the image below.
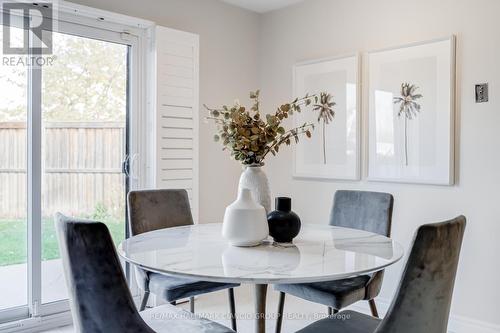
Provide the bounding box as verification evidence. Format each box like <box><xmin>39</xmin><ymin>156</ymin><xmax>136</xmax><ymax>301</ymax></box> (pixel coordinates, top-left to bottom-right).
<box><xmin>68</xmin><ymin>0</ymin><xmax>259</xmax><ymax>223</ymax></box>
<box><xmin>259</xmin><ymin>0</ymin><xmax>500</xmax><ymax>330</ymax></box>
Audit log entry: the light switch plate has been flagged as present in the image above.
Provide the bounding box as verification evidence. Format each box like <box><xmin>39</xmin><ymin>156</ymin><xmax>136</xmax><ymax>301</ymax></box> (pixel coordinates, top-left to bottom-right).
<box><xmin>475</xmin><ymin>83</ymin><xmax>488</xmax><ymax>103</ymax></box>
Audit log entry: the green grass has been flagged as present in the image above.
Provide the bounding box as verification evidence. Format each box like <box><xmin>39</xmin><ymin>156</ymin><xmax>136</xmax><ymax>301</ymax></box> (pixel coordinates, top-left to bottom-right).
<box><xmin>0</xmin><ymin>218</ymin><xmax>125</xmax><ymax>266</ymax></box>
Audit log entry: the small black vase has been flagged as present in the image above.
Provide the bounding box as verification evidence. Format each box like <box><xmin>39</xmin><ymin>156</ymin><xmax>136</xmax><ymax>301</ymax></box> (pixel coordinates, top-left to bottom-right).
<box><xmin>267</xmin><ymin>197</ymin><xmax>301</xmax><ymax>243</ymax></box>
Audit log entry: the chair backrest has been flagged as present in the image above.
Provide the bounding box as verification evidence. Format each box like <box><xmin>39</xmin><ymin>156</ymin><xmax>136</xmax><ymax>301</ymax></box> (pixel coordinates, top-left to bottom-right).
<box><xmin>55</xmin><ymin>213</ymin><xmax>154</xmax><ymax>333</ymax></box>
<box><xmin>329</xmin><ymin>190</ymin><xmax>394</xmax><ymax>236</ymax></box>
<box><xmin>127</xmin><ymin>189</ymin><xmax>193</xmax><ymax>236</ymax></box>
<box><xmin>375</xmin><ymin>216</ymin><xmax>466</xmax><ymax>333</ymax></box>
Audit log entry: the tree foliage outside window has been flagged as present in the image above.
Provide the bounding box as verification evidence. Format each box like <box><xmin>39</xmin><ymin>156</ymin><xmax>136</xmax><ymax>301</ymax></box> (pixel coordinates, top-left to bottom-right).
<box><xmin>0</xmin><ymin>31</ymin><xmax>127</xmax><ymax>122</ymax></box>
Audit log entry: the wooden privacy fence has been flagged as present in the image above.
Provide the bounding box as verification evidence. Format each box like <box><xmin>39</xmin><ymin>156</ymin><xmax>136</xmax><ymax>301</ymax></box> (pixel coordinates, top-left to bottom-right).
<box><xmin>0</xmin><ymin>122</ymin><xmax>126</xmax><ymax>219</ymax></box>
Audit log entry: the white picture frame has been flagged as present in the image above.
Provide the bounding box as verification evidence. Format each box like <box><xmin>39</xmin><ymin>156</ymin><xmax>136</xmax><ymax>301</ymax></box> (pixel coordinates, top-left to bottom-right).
<box><xmin>293</xmin><ymin>54</ymin><xmax>361</xmax><ymax>180</ymax></box>
<box><xmin>367</xmin><ymin>36</ymin><xmax>456</xmax><ymax>185</ymax></box>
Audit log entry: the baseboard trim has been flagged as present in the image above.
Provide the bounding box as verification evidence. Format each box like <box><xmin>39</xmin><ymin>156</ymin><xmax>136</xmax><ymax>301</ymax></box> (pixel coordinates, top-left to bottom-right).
<box><xmin>448</xmin><ymin>315</ymin><xmax>500</xmax><ymax>333</ymax></box>
<box><xmin>0</xmin><ymin>311</ymin><xmax>72</xmax><ymax>333</ymax></box>
<box><xmin>349</xmin><ymin>298</ymin><xmax>500</xmax><ymax>333</ymax></box>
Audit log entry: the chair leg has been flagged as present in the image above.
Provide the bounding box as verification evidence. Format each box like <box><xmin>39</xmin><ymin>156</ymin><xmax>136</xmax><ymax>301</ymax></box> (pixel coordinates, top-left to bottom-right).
<box><xmin>368</xmin><ymin>299</ymin><xmax>379</xmax><ymax>318</ymax></box>
<box><xmin>228</xmin><ymin>288</ymin><xmax>237</xmax><ymax>331</ymax></box>
<box><xmin>275</xmin><ymin>292</ymin><xmax>285</xmax><ymax>333</ymax></box>
<box><xmin>189</xmin><ymin>297</ymin><xmax>195</xmax><ymax>313</ymax></box>
<box><xmin>139</xmin><ymin>290</ymin><xmax>150</xmax><ymax>311</ymax></box>
<box><xmin>328</xmin><ymin>307</ymin><xmax>338</xmax><ymax>316</ymax></box>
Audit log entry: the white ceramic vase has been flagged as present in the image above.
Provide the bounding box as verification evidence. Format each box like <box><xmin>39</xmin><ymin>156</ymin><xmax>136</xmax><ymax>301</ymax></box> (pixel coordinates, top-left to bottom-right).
<box><xmin>222</xmin><ymin>188</ymin><xmax>269</xmax><ymax>247</ymax></box>
<box><xmin>238</xmin><ymin>164</ymin><xmax>271</xmax><ymax>213</ymax></box>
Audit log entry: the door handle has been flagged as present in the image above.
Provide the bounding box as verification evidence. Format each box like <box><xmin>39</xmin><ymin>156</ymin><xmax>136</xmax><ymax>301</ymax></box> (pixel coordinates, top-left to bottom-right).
<box><xmin>122</xmin><ymin>155</ymin><xmax>130</xmax><ymax>176</ymax></box>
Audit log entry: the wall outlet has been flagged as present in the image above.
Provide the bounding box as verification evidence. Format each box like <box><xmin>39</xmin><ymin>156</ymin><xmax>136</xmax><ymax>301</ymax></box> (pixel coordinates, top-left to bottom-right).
<box><xmin>475</xmin><ymin>83</ymin><xmax>488</xmax><ymax>103</ymax></box>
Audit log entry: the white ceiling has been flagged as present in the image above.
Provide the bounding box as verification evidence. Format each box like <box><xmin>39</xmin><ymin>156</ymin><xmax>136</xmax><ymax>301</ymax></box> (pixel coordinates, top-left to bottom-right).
<box><xmin>220</xmin><ymin>0</ymin><xmax>305</xmax><ymax>13</ymax></box>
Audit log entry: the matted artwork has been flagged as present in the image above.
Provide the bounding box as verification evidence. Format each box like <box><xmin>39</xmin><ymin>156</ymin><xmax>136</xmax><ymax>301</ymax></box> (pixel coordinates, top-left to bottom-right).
<box><xmin>367</xmin><ymin>36</ymin><xmax>456</xmax><ymax>185</ymax></box>
<box><xmin>293</xmin><ymin>54</ymin><xmax>360</xmax><ymax>180</ymax></box>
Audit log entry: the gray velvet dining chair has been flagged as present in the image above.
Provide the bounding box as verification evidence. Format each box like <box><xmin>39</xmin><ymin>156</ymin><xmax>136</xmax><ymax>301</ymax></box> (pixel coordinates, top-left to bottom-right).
<box><xmin>296</xmin><ymin>215</ymin><xmax>466</xmax><ymax>333</ymax></box>
<box><xmin>128</xmin><ymin>189</ymin><xmax>239</xmax><ymax>330</ymax></box>
<box><xmin>54</xmin><ymin>213</ymin><xmax>234</xmax><ymax>333</ymax></box>
<box><xmin>274</xmin><ymin>190</ymin><xmax>394</xmax><ymax>333</ymax></box>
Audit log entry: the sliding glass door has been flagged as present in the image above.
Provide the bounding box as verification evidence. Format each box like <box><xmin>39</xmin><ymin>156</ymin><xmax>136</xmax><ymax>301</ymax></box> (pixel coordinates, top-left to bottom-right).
<box><xmin>0</xmin><ymin>12</ymin><xmax>140</xmax><ymax>325</ymax></box>
<box><xmin>41</xmin><ymin>30</ymin><xmax>129</xmax><ymax>306</ymax></box>
<box><xmin>0</xmin><ymin>24</ymin><xmax>29</xmax><ymax>317</ymax></box>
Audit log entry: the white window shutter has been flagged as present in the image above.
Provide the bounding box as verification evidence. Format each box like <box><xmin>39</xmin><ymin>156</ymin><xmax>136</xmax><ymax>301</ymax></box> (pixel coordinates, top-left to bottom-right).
<box><xmin>154</xmin><ymin>26</ymin><xmax>199</xmax><ymax>222</ymax></box>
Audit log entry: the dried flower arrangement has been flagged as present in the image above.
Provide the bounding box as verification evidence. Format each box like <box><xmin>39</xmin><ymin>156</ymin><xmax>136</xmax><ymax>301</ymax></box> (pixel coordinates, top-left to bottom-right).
<box><xmin>205</xmin><ymin>90</ymin><xmax>334</xmax><ymax>165</ymax></box>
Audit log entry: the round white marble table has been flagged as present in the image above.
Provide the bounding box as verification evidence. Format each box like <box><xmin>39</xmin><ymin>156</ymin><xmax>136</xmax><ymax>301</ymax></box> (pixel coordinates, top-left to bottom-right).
<box><xmin>118</xmin><ymin>223</ymin><xmax>404</xmax><ymax>333</ymax></box>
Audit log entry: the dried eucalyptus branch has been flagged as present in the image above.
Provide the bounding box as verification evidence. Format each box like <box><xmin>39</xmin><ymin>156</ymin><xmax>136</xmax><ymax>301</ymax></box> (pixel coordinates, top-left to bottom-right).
<box><xmin>205</xmin><ymin>90</ymin><xmax>333</xmax><ymax>165</ymax></box>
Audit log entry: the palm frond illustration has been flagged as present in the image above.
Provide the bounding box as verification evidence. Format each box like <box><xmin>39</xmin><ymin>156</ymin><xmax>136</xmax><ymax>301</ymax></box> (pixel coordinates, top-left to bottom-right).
<box><xmin>313</xmin><ymin>92</ymin><xmax>336</xmax><ymax>164</ymax></box>
<box><xmin>393</xmin><ymin>83</ymin><xmax>423</xmax><ymax>166</ymax></box>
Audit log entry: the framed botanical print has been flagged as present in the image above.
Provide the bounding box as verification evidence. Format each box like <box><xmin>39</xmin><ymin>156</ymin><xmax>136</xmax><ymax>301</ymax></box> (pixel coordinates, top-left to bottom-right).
<box><xmin>367</xmin><ymin>36</ymin><xmax>456</xmax><ymax>185</ymax></box>
<box><xmin>293</xmin><ymin>54</ymin><xmax>360</xmax><ymax>180</ymax></box>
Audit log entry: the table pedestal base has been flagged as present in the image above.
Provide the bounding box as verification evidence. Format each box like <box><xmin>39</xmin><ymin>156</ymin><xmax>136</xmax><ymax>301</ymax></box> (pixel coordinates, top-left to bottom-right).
<box><xmin>254</xmin><ymin>284</ymin><xmax>268</xmax><ymax>333</ymax></box>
